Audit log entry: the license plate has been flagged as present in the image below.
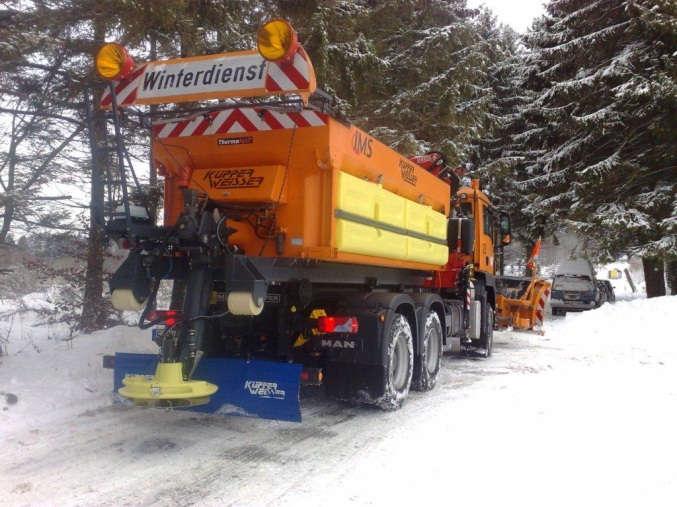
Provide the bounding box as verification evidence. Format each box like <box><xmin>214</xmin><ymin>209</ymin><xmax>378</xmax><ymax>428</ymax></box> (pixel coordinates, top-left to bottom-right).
<box><xmin>564</xmin><ymin>293</ymin><xmax>579</xmax><ymax>300</ymax></box>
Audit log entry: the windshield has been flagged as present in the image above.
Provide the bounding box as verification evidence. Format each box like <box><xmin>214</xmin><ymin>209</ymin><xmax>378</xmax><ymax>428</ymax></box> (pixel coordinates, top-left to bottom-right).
<box><xmin>553</xmin><ymin>275</ymin><xmax>594</xmax><ymax>291</ymax></box>
<box><xmin>557</xmin><ymin>274</ymin><xmax>591</xmax><ymax>280</ymax></box>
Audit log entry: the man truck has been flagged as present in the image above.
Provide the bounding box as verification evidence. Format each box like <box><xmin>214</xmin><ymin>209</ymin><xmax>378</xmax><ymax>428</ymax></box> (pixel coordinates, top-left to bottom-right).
<box><xmin>99</xmin><ymin>20</ymin><xmax>549</xmax><ymax>420</ymax></box>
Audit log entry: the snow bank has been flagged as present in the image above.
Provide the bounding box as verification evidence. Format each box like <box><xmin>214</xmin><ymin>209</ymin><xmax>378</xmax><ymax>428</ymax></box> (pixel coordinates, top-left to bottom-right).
<box><xmin>1</xmin><ymin>296</ymin><xmax>675</xmax><ymax>506</ymax></box>
<box><xmin>0</xmin><ymin>322</ymin><xmax>154</xmax><ymax>432</ymax></box>
<box><xmin>282</xmin><ymin>296</ymin><xmax>677</xmax><ymax>507</ymax></box>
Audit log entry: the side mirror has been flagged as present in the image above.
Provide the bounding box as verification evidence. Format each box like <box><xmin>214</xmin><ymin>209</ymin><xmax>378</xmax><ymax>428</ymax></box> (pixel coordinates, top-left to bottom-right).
<box><xmin>448</xmin><ymin>218</ymin><xmax>475</xmax><ymax>255</ymax></box>
<box><xmin>499</xmin><ymin>212</ymin><xmax>511</xmax><ymax>245</ymax></box>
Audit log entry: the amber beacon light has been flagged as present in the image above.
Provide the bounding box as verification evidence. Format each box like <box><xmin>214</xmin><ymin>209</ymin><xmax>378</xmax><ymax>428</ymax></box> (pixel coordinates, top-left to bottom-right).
<box><xmin>95</xmin><ymin>42</ymin><xmax>135</xmax><ymax>80</ymax></box>
<box><xmin>257</xmin><ymin>19</ymin><xmax>299</xmax><ymax>62</ymax></box>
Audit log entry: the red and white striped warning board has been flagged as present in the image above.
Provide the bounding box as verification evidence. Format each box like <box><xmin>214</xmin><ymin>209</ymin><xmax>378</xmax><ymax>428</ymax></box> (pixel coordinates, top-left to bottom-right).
<box><xmin>101</xmin><ymin>48</ymin><xmax>316</xmax><ymax>109</ymax></box>
<box><xmin>100</xmin><ymin>65</ymin><xmax>147</xmax><ymax>108</ymax></box>
<box><xmin>151</xmin><ymin>107</ymin><xmax>328</xmax><ymax>138</ymax></box>
<box><xmin>265</xmin><ymin>49</ymin><xmax>312</xmax><ymax>92</ymax></box>
<box><xmin>534</xmin><ymin>286</ymin><xmax>551</xmax><ymax>331</ymax></box>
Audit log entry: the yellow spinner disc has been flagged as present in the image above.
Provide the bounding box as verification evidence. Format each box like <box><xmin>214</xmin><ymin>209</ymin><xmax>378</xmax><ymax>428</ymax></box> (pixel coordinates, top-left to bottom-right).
<box><xmin>119</xmin><ymin>362</ymin><xmax>218</xmax><ymax>407</ymax></box>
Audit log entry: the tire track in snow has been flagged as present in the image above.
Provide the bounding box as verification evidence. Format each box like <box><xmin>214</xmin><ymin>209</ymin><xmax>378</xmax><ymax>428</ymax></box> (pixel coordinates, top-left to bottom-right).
<box><xmin>0</xmin><ymin>328</ymin><xmax>575</xmax><ymax>506</ymax></box>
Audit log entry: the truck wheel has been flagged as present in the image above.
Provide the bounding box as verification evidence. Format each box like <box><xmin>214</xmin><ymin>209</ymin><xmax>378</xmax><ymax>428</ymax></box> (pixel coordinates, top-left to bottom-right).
<box><xmin>170</xmin><ymin>279</ymin><xmax>186</xmax><ymax>310</ymax></box>
<box><xmin>412</xmin><ymin>311</ymin><xmax>442</xmax><ymax>392</ymax></box>
<box><xmin>379</xmin><ymin>314</ymin><xmax>414</xmax><ymax>410</ymax></box>
<box><xmin>479</xmin><ymin>305</ymin><xmax>494</xmax><ymax>358</ymax></box>
<box><xmin>472</xmin><ymin>284</ymin><xmax>494</xmax><ymax>358</ymax></box>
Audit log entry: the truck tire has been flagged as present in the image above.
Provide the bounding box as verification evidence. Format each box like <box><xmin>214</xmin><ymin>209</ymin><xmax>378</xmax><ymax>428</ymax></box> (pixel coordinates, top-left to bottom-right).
<box><xmin>479</xmin><ymin>304</ymin><xmax>494</xmax><ymax>358</ymax></box>
<box><xmin>170</xmin><ymin>279</ymin><xmax>186</xmax><ymax>310</ymax></box>
<box><xmin>379</xmin><ymin>314</ymin><xmax>414</xmax><ymax>410</ymax></box>
<box><xmin>412</xmin><ymin>311</ymin><xmax>442</xmax><ymax>392</ymax></box>
<box><xmin>472</xmin><ymin>283</ymin><xmax>494</xmax><ymax>358</ymax></box>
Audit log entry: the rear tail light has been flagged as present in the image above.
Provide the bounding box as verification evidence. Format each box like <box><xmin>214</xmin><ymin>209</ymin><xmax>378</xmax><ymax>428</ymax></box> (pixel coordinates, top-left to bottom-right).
<box><xmin>147</xmin><ymin>310</ymin><xmax>181</xmax><ymax>327</ymax></box>
<box><xmin>300</xmin><ymin>368</ymin><xmax>324</xmax><ymax>385</ymax></box>
<box><xmin>317</xmin><ymin>316</ymin><xmax>359</xmax><ymax>334</ymax></box>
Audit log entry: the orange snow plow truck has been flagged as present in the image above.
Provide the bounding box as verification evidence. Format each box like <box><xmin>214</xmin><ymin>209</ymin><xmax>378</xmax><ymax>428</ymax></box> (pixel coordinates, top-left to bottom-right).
<box><xmin>100</xmin><ymin>20</ymin><xmax>550</xmax><ymax>421</ymax></box>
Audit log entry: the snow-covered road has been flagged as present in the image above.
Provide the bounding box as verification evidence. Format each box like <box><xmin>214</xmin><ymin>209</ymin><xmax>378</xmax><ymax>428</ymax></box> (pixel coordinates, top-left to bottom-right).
<box><xmin>1</xmin><ymin>296</ymin><xmax>676</xmax><ymax>506</ymax></box>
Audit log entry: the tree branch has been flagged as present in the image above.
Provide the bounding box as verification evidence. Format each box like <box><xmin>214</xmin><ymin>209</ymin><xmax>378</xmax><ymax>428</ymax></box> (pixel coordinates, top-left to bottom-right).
<box><xmin>0</xmin><ymin>107</ymin><xmax>83</xmax><ymax>125</ymax></box>
<box><xmin>21</xmin><ymin>123</ymin><xmax>86</xmax><ymax>191</ymax></box>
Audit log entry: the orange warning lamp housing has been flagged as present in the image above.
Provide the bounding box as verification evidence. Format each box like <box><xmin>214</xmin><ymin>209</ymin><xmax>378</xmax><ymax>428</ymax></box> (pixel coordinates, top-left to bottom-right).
<box><xmin>96</xmin><ymin>43</ymin><xmax>135</xmax><ymax>81</ymax></box>
<box><xmin>257</xmin><ymin>19</ymin><xmax>299</xmax><ymax>62</ymax></box>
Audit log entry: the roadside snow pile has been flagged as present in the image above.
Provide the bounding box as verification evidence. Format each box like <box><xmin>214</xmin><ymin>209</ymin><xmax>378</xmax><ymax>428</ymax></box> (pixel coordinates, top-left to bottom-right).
<box><xmin>283</xmin><ymin>296</ymin><xmax>677</xmax><ymax>507</ymax></box>
<box><xmin>0</xmin><ymin>320</ymin><xmax>154</xmax><ymax>431</ymax></box>
<box><xmin>548</xmin><ymin>295</ymin><xmax>672</xmax><ymax>351</ymax></box>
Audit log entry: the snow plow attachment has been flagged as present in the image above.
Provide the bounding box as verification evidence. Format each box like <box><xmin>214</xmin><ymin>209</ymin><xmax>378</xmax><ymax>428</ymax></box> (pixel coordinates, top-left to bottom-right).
<box><xmin>113</xmin><ymin>353</ymin><xmax>302</xmax><ymax>422</ymax></box>
<box><xmin>495</xmin><ymin>238</ymin><xmax>551</xmax><ymax>333</ymax></box>
<box><xmin>496</xmin><ymin>277</ymin><xmax>551</xmax><ymax>332</ymax></box>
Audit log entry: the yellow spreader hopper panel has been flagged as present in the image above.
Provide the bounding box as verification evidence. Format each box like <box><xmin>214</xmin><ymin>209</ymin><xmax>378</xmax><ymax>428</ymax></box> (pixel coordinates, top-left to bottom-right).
<box><xmin>335</xmin><ymin>171</ymin><xmax>448</xmax><ymax>266</ymax></box>
<box><xmin>119</xmin><ymin>362</ymin><xmax>218</xmax><ymax>407</ymax></box>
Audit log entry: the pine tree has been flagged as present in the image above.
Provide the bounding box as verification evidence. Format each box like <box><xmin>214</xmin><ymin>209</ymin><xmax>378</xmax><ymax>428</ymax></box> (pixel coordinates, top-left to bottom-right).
<box><xmin>471</xmin><ymin>12</ymin><xmax>539</xmax><ymax>248</ymax></box>
<box><xmin>0</xmin><ymin>4</ymin><xmax>88</xmax><ymax>243</ymax></box>
<box><xmin>495</xmin><ymin>0</ymin><xmax>676</xmax><ymax>295</ymax></box>
<box><xmin>272</xmin><ymin>1</ymin><xmax>502</xmax><ymax>164</ymax></box>
<box><xmin>364</xmin><ymin>0</ymin><xmax>493</xmax><ymax>163</ymax></box>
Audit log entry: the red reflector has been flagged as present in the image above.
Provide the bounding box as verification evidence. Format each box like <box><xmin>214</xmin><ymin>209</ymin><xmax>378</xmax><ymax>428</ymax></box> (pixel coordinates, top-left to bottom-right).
<box><xmin>147</xmin><ymin>310</ymin><xmax>181</xmax><ymax>326</ymax></box>
<box><xmin>317</xmin><ymin>316</ymin><xmax>358</xmax><ymax>334</ymax></box>
<box><xmin>299</xmin><ymin>368</ymin><xmax>324</xmax><ymax>385</ymax></box>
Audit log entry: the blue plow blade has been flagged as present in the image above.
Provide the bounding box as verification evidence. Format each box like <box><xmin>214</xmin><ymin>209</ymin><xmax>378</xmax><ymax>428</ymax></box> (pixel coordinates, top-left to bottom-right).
<box><xmin>113</xmin><ymin>353</ymin><xmax>302</xmax><ymax>422</ymax></box>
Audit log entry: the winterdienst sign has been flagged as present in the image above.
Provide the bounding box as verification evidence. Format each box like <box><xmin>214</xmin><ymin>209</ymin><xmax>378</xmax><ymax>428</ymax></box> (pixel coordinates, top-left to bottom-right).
<box><xmin>100</xmin><ymin>48</ymin><xmax>316</xmax><ymax>109</ymax></box>
<box><xmin>141</xmin><ymin>54</ymin><xmax>267</xmax><ymax>98</ymax></box>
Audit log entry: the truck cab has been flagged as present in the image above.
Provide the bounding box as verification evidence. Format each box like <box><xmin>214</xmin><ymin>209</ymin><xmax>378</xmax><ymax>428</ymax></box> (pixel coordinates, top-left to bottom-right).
<box><xmin>455</xmin><ymin>179</ymin><xmax>511</xmax><ymax>275</ymax></box>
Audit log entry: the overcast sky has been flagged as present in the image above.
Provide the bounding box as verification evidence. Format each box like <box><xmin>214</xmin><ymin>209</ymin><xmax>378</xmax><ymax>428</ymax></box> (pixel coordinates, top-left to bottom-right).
<box><xmin>467</xmin><ymin>0</ymin><xmax>546</xmax><ymax>32</ymax></box>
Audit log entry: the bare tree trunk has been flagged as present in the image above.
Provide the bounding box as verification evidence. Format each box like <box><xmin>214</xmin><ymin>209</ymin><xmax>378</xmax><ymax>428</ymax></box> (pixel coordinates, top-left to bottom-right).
<box><xmin>642</xmin><ymin>256</ymin><xmax>666</xmax><ymax>298</ymax></box>
<box><xmin>624</xmin><ymin>268</ymin><xmax>637</xmax><ymax>293</ymax></box>
<box><xmin>148</xmin><ymin>31</ymin><xmax>159</xmax><ymax>223</ymax></box>
<box><xmin>80</xmin><ymin>21</ymin><xmax>108</xmax><ymax>333</ymax></box>
<box><xmin>665</xmin><ymin>258</ymin><xmax>677</xmax><ymax>296</ymax></box>
<box><xmin>0</xmin><ymin>203</ymin><xmax>14</xmax><ymax>244</ymax></box>
<box><xmin>0</xmin><ymin>115</ymin><xmax>18</xmax><ymax>243</ymax></box>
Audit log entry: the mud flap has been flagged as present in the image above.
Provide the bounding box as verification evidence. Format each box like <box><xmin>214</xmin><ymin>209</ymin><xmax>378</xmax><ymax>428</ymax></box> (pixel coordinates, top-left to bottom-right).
<box><xmin>113</xmin><ymin>353</ymin><xmax>302</xmax><ymax>422</ymax></box>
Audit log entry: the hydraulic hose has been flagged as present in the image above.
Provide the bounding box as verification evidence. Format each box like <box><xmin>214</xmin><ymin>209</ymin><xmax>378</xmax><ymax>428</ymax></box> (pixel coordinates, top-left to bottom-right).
<box><xmin>177</xmin><ymin>266</ymin><xmax>213</xmax><ymax>379</ymax></box>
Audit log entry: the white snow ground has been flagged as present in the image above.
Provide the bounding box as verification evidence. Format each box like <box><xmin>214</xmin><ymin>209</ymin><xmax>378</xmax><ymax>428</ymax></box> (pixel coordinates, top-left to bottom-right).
<box><xmin>1</xmin><ymin>295</ymin><xmax>676</xmax><ymax>506</ymax></box>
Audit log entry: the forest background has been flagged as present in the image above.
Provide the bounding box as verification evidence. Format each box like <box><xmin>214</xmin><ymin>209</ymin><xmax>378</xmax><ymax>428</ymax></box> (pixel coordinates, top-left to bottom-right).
<box><xmin>0</xmin><ymin>0</ymin><xmax>674</xmax><ymax>332</ymax></box>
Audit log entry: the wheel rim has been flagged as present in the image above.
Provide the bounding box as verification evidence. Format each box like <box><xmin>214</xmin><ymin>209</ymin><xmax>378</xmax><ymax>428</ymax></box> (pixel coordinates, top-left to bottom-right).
<box><xmin>390</xmin><ymin>330</ymin><xmax>409</xmax><ymax>391</ymax></box>
<box><xmin>425</xmin><ymin>324</ymin><xmax>440</xmax><ymax>373</ymax></box>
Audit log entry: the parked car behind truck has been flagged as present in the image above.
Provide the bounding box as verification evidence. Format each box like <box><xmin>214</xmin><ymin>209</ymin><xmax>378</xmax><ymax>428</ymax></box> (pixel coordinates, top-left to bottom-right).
<box><xmin>550</xmin><ymin>260</ymin><xmax>598</xmax><ymax>316</ymax></box>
